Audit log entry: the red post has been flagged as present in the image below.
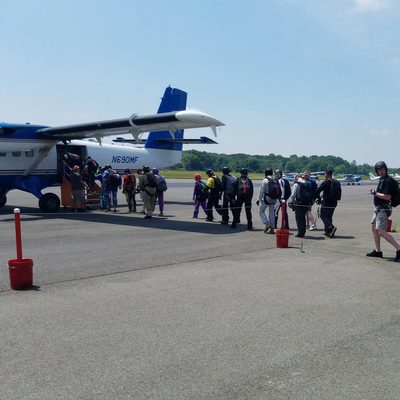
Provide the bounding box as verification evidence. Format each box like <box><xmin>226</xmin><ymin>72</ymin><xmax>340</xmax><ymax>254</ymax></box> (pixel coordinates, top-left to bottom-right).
<box><xmin>14</xmin><ymin>208</ymin><xmax>23</xmax><ymax>260</ymax></box>
<box><xmin>281</xmin><ymin>202</ymin><xmax>287</xmax><ymax>230</ymax></box>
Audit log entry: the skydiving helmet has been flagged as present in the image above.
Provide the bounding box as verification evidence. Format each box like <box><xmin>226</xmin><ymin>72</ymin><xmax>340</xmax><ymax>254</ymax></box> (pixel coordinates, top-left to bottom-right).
<box><xmin>374</xmin><ymin>161</ymin><xmax>387</xmax><ymax>174</ymax></box>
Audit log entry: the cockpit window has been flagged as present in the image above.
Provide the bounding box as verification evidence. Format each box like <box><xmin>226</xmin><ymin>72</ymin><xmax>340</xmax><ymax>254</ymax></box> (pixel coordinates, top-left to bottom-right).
<box><xmin>0</xmin><ymin>152</ymin><xmax>6</xmax><ymax>157</ymax></box>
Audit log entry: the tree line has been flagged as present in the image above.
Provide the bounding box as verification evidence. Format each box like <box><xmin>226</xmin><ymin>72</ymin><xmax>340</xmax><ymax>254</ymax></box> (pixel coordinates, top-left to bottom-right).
<box><xmin>168</xmin><ymin>150</ymin><xmax>399</xmax><ymax>175</ymax></box>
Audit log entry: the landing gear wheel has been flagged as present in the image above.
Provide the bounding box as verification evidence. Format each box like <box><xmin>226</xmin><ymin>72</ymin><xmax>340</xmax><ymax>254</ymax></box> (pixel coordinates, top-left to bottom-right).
<box><xmin>39</xmin><ymin>193</ymin><xmax>60</xmax><ymax>213</ymax></box>
<box><xmin>0</xmin><ymin>195</ymin><xmax>7</xmax><ymax>208</ymax></box>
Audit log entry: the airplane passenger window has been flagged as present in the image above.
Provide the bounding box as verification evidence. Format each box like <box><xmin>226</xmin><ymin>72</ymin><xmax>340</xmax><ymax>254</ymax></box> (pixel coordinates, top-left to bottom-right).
<box><xmin>25</xmin><ymin>150</ymin><xmax>34</xmax><ymax>157</ymax></box>
<box><xmin>0</xmin><ymin>152</ymin><xmax>6</xmax><ymax>157</ymax></box>
<box><xmin>12</xmin><ymin>152</ymin><xmax>21</xmax><ymax>157</ymax></box>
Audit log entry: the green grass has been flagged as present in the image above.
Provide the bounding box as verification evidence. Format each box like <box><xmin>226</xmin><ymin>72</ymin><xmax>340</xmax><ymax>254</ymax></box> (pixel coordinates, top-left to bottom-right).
<box><xmin>160</xmin><ymin>170</ymin><xmax>265</xmax><ymax>180</ymax></box>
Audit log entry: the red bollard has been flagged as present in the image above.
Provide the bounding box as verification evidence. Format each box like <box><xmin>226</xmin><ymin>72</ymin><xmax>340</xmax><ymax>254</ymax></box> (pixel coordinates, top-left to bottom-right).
<box><xmin>8</xmin><ymin>208</ymin><xmax>33</xmax><ymax>290</ymax></box>
<box><xmin>275</xmin><ymin>202</ymin><xmax>289</xmax><ymax>248</ymax></box>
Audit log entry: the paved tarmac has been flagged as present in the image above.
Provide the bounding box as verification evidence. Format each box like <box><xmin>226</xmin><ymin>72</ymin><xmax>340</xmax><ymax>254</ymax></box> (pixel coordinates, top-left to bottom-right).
<box><xmin>1</xmin><ymin>180</ymin><xmax>400</xmax><ymax>399</ymax></box>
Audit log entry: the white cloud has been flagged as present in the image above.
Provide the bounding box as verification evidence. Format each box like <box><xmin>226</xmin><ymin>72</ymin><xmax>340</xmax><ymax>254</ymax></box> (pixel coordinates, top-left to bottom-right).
<box><xmin>355</xmin><ymin>0</ymin><xmax>391</xmax><ymax>12</ymax></box>
<box><xmin>369</xmin><ymin>128</ymin><xmax>390</xmax><ymax>136</ymax></box>
<box><xmin>392</xmin><ymin>56</ymin><xmax>400</xmax><ymax>67</ymax></box>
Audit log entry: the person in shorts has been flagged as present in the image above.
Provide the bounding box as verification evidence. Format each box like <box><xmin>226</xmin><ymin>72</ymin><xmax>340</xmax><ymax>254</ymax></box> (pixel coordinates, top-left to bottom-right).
<box><xmin>366</xmin><ymin>161</ymin><xmax>400</xmax><ymax>261</ymax></box>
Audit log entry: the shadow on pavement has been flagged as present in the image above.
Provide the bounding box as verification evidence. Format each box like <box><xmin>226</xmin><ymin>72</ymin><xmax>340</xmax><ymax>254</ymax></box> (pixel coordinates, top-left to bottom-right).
<box><xmin>0</xmin><ymin>205</ymin><xmax>241</xmax><ymax>235</ymax></box>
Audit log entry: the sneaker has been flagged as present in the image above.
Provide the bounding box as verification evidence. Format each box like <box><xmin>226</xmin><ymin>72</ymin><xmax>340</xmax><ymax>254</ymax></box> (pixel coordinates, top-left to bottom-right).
<box><xmin>295</xmin><ymin>234</ymin><xmax>304</xmax><ymax>238</ymax></box>
<box><xmin>366</xmin><ymin>250</ymin><xmax>383</xmax><ymax>258</ymax></box>
<box><xmin>268</xmin><ymin>228</ymin><xmax>275</xmax><ymax>234</ymax></box>
<box><xmin>330</xmin><ymin>227</ymin><xmax>337</xmax><ymax>238</ymax></box>
<box><xmin>206</xmin><ymin>218</ymin><xmax>214</xmax><ymax>222</ymax></box>
<box><xmin>159</xmin><ymin>212</ymin><xmax>164</xmax><ymax>216</ymax></box>
<box><xmin>264</xmin><ymin>224</ymin><xmax>271</xmax><ymax>233</ymax></box>
<box><xmin>309</xmin><ymin>224</ymin><xmax>317</xmax><ymax>231</ymax></box>
<box><xmin>395</xmin><ymin>250</ymin><xmax>400</xmax><ymax>262</ymax></box>
<box><xmin>144</xmin><ymin>215</ymin><xmax>152</xmax><ymax>219</ymax></box>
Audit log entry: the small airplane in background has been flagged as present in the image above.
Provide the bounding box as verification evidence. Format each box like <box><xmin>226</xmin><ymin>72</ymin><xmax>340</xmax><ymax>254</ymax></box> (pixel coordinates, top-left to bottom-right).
<box><xmin>369</xmin><ymin>172</ymin><xmax>400</xmax><ymax>181</ymax></box>
<box><xmin>336</xmin><ymin>174</ymin><xmax>361</xmax><ymax>185</ymax></box>
<box><xmin>282</xmin><ymin>172</ymin><xmax>321</xmax><ymax>183</ymax></box>
<box><xmin>0</xmin><ymin>87</ymin><xmax>224</xmax><ymax>212</ymax></box>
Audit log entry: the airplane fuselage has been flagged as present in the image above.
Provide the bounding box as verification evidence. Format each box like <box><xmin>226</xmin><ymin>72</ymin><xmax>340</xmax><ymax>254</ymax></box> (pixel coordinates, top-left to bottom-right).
<box><xmin>0</xmin><ymin>138</ymin><xmax>182</xmax><ymax>199</ymax></box>
<box><xmin>0</xmin><ymin>86</ymin><xmax>223</xmax><ymax>211</ymax></box>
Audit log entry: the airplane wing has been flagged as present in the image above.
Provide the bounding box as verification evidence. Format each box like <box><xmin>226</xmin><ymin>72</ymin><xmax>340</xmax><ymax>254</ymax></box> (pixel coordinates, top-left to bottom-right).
<box><xmin>37</xmin><ymin>110</ymin><xmax>224</xmax><ymax>141</ymax></box>
<box><xmin>112</xmin><ymin>136</ymin><xmax>218</xmax><ymax>145</ymax></box>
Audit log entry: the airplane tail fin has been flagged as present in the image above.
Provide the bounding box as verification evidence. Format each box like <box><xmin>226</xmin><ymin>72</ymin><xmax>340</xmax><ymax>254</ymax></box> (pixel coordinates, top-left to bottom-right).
<box><xmin>144</xmin><ymin>87</ymin><xmax>187</xmax><ymax>151</ymax></box>
<box><xmin>369</xmin><ymin>172</ymin><xmax>376</xmax><ymax>180</ymax></box>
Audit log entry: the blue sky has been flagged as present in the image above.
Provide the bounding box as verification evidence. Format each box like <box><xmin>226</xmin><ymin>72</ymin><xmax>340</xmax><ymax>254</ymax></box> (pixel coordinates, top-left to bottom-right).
<box><xmin>1</xmin><ymin>0</ymin><xmax>399</xmax><ymax>166</ymax></box>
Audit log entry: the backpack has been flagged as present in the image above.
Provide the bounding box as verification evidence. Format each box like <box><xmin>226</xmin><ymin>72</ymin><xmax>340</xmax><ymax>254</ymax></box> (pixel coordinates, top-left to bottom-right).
<box><xmin>224</xmin><ymin>175</ymin><xmax>237</xmax><ymax>195</ymax></box>
<box><xmin>296</xmin><ymin>181</ymin><xmax>314</xmax><ymax>205</ymax></box>
<box><xmin>389</xmin><ymin>177</ymin><xmax>400</xmax><ymax>207</ymax></box>
<box><xmin>156</xmin><ymin>176</ymin><xmax>168</xmax><ymax>192</ymax></box>
<box><xmin>109</xmin><ymin>172</ymin><xmax>121</xmax><ymax>187</ymax></box>
<box><xmin>238</xmin><ymin>177</ymin><xmax>251</xmax><ymax>197</ymax></box>
<box><xmin>146</xmin><ymin>173</ymin><xmax>157</xmax><ymax>188</ymax></box>
<box><xmin>211</xmin><ymin>176</ymin><xmax>222</xmax><ymax>194</ymax></box>
<box><xmin>328</xmin><ymin>179</ymin><xmax>342</xmax><ymax>201</ymax></box>
<box><xmin>264</xmin><ymin>178</ymin><xmax>281</xmax><ymax>201</ymax></box>
<box><xmin>123</xmin><ymin>174</ymin><xmax>135</xmax><ymax>191</ymax></box>
<box><xmin>87</xmin><ymin>159</ymin><xmax>98</xmax><ymax>174</ymax></box>
<box><xmin>198</xmin><ymin>181</ymin><xmax>209</xmax><ymax>200</ymax></box>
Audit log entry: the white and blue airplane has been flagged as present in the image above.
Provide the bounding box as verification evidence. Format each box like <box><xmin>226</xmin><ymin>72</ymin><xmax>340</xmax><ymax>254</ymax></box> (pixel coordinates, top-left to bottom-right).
<box><xmin>282</xmin><ymin>171</ymin><xmax>321</xmax><ymax>183</ymax></box>
<box><xmin>369</xmin><ymin>172</ymin><xmax>400</xmax><ymax>181</ymax></box>
<box><xmin>0</xmin><ymin>87</ymin><xmax>224</xmax><ymax>212</ymax></box>
<box><xmin>336</xmin><ymin>174</ymin><xmax>361</xmax><ymax>185</ymax></box>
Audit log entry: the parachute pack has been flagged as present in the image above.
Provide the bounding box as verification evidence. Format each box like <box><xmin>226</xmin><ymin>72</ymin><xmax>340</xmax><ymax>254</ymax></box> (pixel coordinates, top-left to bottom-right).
<box><xmin>296</xmin><ymin>181</ymin><xmax>314</xmax><ymax>205</ymax></box>
<box><xmin>264</xmin><ymin>178</ymin><xmax>281</xmax><ymax>201</ymax></box>
<box><xmin>156</xmin><ymin>176</ymin><xmax>168</xmax><ymax>192</ymax></box>
<box><xmin>224</xmin><ymin>175</ymin><xmax>237</xmax><ymax>195</ymax></box>
<box><xmin>109</xmin><ymin>172</ymin><xmax>121</xmax><ymax>187</ymax></box>
<box><xmin>389</xmin><ymin>177</ymin><xmax>400</xmax><ymax>207</ymax></box>
<box><xmin>198</xmin><ymin>181</ymin><xmax>209</xmax><ymax>200</ymax></box>
<box><xmin>146</xmin><ymin>173</ymin><xmax>157</xmax><ymax>188</ymax></box>
<box><xmin>238</xmin><ymin>177</ymin><xmax>251</xmax><ymax>196</ymax></box>
<box><xmin>328</xmin><ymin>179</ymin><xmax>342</xmax><ymax>202</ymax></box>
<box><xmin>211</xmin><ymin>176</ymin><xmax>222</xmax><ymax>194</ymax></box>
